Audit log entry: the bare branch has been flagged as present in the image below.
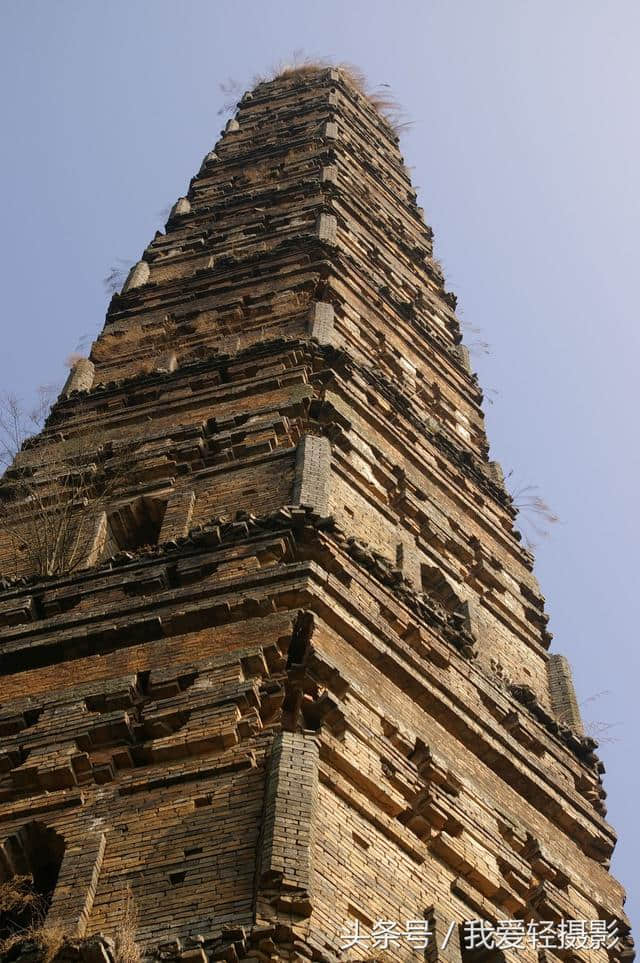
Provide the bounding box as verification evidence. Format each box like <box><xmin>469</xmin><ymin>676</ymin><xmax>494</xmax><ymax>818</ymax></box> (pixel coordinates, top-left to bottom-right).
<box><xmin>0</xmin><ymin>388</ymin><xmax>56</xmax><ymax>470</ymax></box>
<box><xmin>579</xmin><ymin>690</ymin><xmax>621</xmax><ymax>745</ymax></box>
<box><xmin>0</xmin><ymin>393</ymin><xmax>24</xmax><ymax>469</ymax></box>
<box><xmin>508</xmin><ymin>480</ymin><xmax>560</xmax><ymax>549</ymax></box>
<box><xmin>0</xmin><ymin>395</ymin><xmax>150</xmax><ymax>578</ymax></box>
<box><xmin>582</xmin><ymin>719</ymin><xmax>621</xmax><ymax>745</ymax></box>
<box><xmin>103</xmin><ymin>259</ymin><xmax>132</xmax><ymax>296</ymax></box>
<box><xmin>217</xmin><ymin>77</ymin><xmax>242</xmax><ymax>116</ymax></box>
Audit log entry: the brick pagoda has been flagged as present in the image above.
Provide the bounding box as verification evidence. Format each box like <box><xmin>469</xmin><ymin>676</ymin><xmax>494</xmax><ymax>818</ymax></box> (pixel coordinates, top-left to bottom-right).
<box><xmin>0</xmin><ymin>66</ymin><xmax>632</xmax><ymax>963</ymax></box>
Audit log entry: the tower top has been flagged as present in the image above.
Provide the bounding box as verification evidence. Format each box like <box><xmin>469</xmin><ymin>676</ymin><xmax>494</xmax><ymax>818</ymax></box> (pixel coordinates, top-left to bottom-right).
<box><xmin>244</xmin><ymin>61</ymin><xmax>404</xmax><ymax>140</ymax></box>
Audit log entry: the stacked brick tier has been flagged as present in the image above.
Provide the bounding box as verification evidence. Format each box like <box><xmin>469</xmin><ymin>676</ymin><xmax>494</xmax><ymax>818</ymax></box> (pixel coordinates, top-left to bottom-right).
<box><xmin>0</xmin><ymin>67</ymin><xmax>632</xmax><ymax>963</ymax></box>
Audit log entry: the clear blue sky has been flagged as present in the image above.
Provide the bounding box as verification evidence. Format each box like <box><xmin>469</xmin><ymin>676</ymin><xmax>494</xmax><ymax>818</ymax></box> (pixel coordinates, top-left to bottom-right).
<box><xmin>1</xmin><ymin>0</ymin><xmax>637</xmax><ymax>932</ymax></box>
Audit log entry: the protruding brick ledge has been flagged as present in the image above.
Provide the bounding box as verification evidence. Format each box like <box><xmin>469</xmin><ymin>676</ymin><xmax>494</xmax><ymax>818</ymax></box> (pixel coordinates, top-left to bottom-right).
<box><xmin>548</xmin><ymin>652</ymin><xmax>584</xmax><ymax>735</ymax></box>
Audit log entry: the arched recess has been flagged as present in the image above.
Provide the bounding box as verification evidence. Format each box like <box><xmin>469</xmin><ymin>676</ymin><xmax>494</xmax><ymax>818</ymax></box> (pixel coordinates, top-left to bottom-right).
<box><xmin>0</xmin><ymin>821</ymin><xmax>66</xmax><ymax>941</ymax></box>
<box><xmin>0</xmin><ymin>823</ymin><xmax>105</xmax><ymax>944</ymax></box>
<box><xmin>104</xmin><ymin>495</ymin><xmax>168</xmax><ymax>555</ymax></box>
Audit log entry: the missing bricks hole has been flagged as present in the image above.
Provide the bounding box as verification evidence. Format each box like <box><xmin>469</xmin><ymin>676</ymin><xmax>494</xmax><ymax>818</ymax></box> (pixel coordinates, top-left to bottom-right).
<box><xmin>169</xmin><ymin>871</ymin><xmax>187</xmax><ymax>885</ymax></box>
<box><xmin>184</xmin><ymin>847</ymin><xmax>202</xmax><ymax>857</ymax></box>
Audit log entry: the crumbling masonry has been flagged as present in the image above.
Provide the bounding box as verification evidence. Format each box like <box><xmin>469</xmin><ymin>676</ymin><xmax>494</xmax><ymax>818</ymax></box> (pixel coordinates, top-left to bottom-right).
<box><xmin>0</xmin><ymin>67</ymin><xmax>633</xmax><ymax>963</ymax></box>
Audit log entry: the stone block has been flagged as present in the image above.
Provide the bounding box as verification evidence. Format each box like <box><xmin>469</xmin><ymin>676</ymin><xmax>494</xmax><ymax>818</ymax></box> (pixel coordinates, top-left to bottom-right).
<box><xmin>308</xmin><ymin>302</ymin><xmax>334</xmax><ymax>345</ymax></box>
<box><xmin>292</xmin><ymin>435</ymin><xmax>331</xmax><ymax>516</ymax></box>
<box><xmin>61</xmin><ymin>358</ymin><xmax>95</xmax><ymax>397</ymax></box>
<box><xmin>122</xmin><ymin>260</ymin><xmax>150</xmax><ymax>292</ymax></box>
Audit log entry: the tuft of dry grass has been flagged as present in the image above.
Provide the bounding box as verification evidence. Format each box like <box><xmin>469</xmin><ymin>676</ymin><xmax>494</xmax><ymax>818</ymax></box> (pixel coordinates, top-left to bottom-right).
<box><xmin>0</xmin><ymin>875</ymin><xmax>40</xmax><ymax>914</ymax></box>
<box><xmin>0</xmin><ymin>877</ymin><xmax>66</xmax><ymax>962</ymax></box>
<box><xmin>113</xmin><ymin>887</ymin><xmax>141</xmax><ymax>963</ymax></box>
<box><xmin>247</xmin><ymin>56</ymin><xmax>413</xmax><ymax>137</ymax></box>
<box><xmin>0</xmin><ymin>878</ymin><xmax>142</xmax><ymax>963</ymax></box>
<box><xmin>266</xmin><ymin>55</ymin><xmax>367</xmax><ymax>95</ymax></box>
<box><xmin>507</xmin><ymin>479</ymin><xmax>560</xmax><ymax>551</ymax></box>
<box><xmin>0</xmin><ymin>920</ymin><xmax>66</xmax><ymax>963</ymax></box>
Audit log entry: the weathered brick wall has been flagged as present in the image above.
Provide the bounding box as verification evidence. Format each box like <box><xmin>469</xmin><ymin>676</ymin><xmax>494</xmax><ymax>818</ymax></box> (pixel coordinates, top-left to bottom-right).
<box><xmin>0</xmin><ymin>65</ymin><xmax>631</xmax><ymax>963</ymax></box>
